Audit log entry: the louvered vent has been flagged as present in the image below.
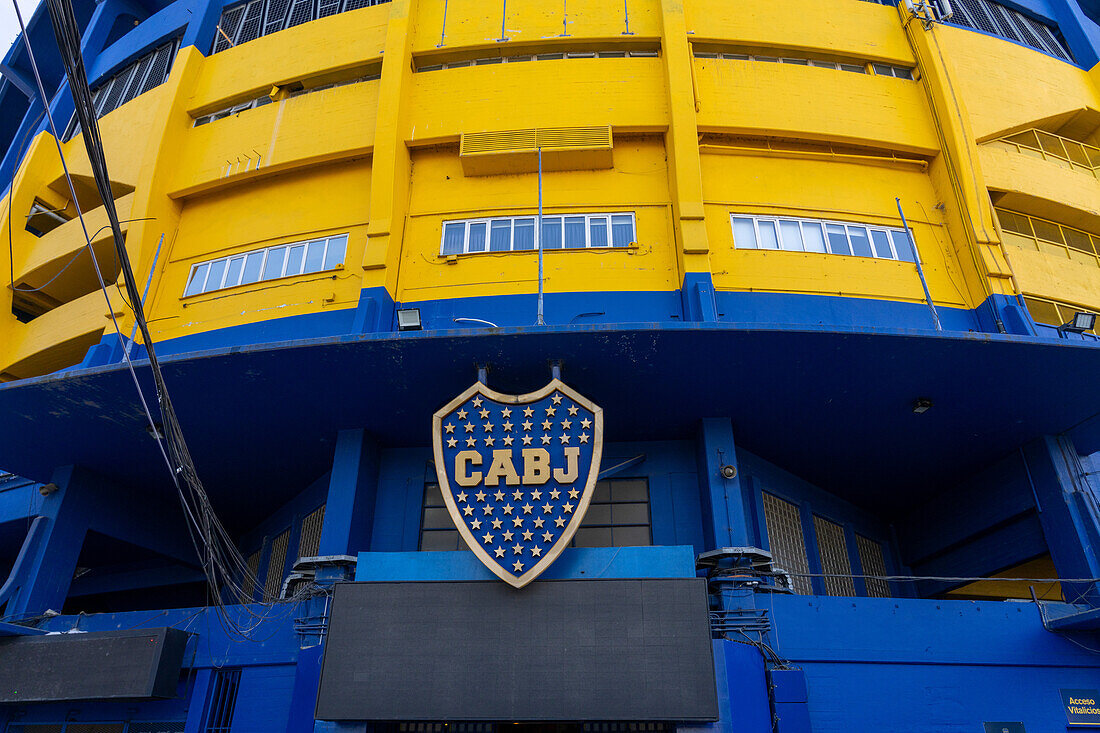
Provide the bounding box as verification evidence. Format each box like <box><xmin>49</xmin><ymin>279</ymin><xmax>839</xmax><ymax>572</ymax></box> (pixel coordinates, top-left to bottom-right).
<box><xmin>459</xmin><ymin>126</ymin><xmax>613</xmax><ymax>175</ymax></box>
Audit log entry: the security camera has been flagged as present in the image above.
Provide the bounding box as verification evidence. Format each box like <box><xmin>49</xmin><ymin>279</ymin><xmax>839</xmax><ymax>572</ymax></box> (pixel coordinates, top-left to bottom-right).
<box><xmin>719</xmin><ymin>465</ymin><xmax>737</xmax><ymax>479</ymax></box>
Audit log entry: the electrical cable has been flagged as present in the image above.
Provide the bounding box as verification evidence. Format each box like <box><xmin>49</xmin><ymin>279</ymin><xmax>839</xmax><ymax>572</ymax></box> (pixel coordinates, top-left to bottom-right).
<box><xmin>14</xmin><ymin>0</ymin><xmax>296</xmax><ymax>640</ymax></box>
<box><xmin>782</xmin><ymin>571</ymin><xmax>1099</xmax><ymax>584</ymax></box>
<box><xmin>7</xmin><ymin>109</ymin><xmax>45</xmax><ymax>297</ymax></box>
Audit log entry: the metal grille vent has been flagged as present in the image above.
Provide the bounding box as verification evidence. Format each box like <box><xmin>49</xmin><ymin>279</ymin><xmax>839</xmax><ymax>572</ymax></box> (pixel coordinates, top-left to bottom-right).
<box><xmin>287</xmin><ymin>0</ymin><xmax>316</xmax><ymax>27</ymax></box>
<box><xmin>242</xmin><ymin>548</ymin><xmax>262</xmax><ymax>599</ymax></box>
<box><xmin>762</xmin><ymin>493</ymin><xmax>812</xmax><ymax>595</ymax></box>
<box><xmin>460</xmin><ymin>126</ymin><xmax>612</xmax><ymax>156</ymax></box>
<box><xmin>63</xmin><ymin>726</ymin><xmax>125</xmax><ymax>733</ymax></box>
<box><xmin>856</xmin><ymin>534</ymin><xmax>891</xmax><ymax>598</ymax></box>
<box><xmin>948</xmin><ymin>0</ymin><xmax>1070</xmax><ymax>60</ymax></box>
<box><xmin>262</xmin><ymin>0</ymin><xmax>292</xmax><ymax>35</ymax></box>
<box><xmin>813</xmin><ymin>515</ymin><xmax>855</xmax><ymax>596</ymax></box>
<box><xmin>264</xmin><ymin>530</ymin><xmax>289</xmax><ymax>600</ymax></box>
<box><xmin>212</xmin><ymin>0</ymin><xmax>388</xmax><ymax>52</ymax></box>
<box><xmin>213</xmin><ymin>3</ymin><xmax>246</xmax><ymax>52</ymax></box>
<box><xmin>298</xmin><ymin>504</ymin><xmax>326</xmax><ymax>558</ymax></box>
<box><xmin>203</xmin><ymin>669</ymin><xmax>241</xmax><ymax>733</ymax></box>
<box><xmin>128</xmin><ymin>724</ymin><xmax>186</xmax><ymax>733</ymax></box>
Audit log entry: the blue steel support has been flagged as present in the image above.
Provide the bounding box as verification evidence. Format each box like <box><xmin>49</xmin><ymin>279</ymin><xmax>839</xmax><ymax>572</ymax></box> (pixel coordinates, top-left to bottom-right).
<box><xmin>1023</xmin><ymin>435</ymin><xmax>1100</xmax><ymax>606</ymax></box>
<box><xmin>6</xmin><ymin>465</ymin><xmax>90</xmax><ymax>618</ymax></box>
<box><xmin>681</xmin><ymin>273</ymin><xmax>717</xmax><ymax>322</ymax></box>
<box><xmin>182</xmin><ymin>668</ymin><xmax>215</xmax><ymax>733</ymax></box>
<box><xmin>695</xmin><ymin>418</ymin><xmax>751</xmax><ymax>549</ymax></box>
<box><xmin>317</xmin><ymin>429</ymin><xmax>380</xmax><ymax>559</ymax></box>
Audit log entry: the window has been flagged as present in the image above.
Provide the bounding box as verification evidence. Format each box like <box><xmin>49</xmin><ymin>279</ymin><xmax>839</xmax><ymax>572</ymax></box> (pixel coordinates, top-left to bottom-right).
<box><xmin>418</xmin><ymin>478</ymin><xmax>652</xmax><ymax>550</ymax></box>
<box><xmin>63</xmin><ymin>39</ymin><xmax>179</xmax><ymax>141</ymax></box>
<box><xmin>813</xmin><ymin>516</ymin><xmax>856</xmax><ymax>596</ymax></box>
<box><xmin>871</xmin><ymin>63</ymin><xmax>914</xmax><ymax>79</ymax></box>
<box><xmin>213</xmin><ymin>0</ymin><xmax>391</xmax><ymax>52</ymax></box>
<box><xmin>731</xmin><ymin>215</ymin><xmax>916</xmax><ymax>262</ymax></box>
<box><xmin>856</xmin><ymin>534</ymin><xmax>891</xmax><ymax>597</ymax></box>
<box><xmin>420</xmin><ymin>482</ymin><xmax>462</xmax><ymax>550</ymax></box>
<box><xmin>183</xmin><ymin>234</ymin><xmax>347</xmax><ymax>296</ymax></box>
<box><xmin>415</xmin><ymin>49</ymin><xmax>658</xmax><ymax>72</ymax></box>
<box><xmin>694</xmin><ymin>50</ymin><xmax>908</xmax><ymax>76</ymax></box>
<box><xmin>572</xmin><ymin>478</ymin><xmax>652</xmax><ymax>547</ymax></box>
<box><xmin>440</xmin><ymin>214</ymin><xmax>635</xmax><ymax>255</ymax></box>
<box><xmin>761</xmin><ymin>492</ymin><xmax>812</xmax><ymax>594</ymax></box>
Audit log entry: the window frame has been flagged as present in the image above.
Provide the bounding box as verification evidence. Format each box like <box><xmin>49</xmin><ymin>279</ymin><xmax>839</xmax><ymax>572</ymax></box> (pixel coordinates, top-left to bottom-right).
<box><xmin>730</xmin><ymin>214</ymin><xmax>918</xmax><ymax>263</ymax></box>
<box><xmin>183</xmin><ymin>233</ymin><xmax>348</xmax><ymax>297</ymax></box>
<box><xmin>439</xmin><ymin>213</ymin><xmax>637</xmax><ymax>255</ymax></box>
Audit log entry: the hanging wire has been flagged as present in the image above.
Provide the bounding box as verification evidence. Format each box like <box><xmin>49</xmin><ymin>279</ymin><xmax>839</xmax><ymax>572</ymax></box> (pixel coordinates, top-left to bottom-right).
<box><xmin>10</xmin><ymin>0</ymin><xmax>319</xmax><ymax>639</ymax></box>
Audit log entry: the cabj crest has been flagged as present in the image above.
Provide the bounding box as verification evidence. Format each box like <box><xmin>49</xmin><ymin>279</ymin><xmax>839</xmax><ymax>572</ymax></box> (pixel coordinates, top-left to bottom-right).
<box><xmin>432</xmin><ymin>379</ymin><xmax>603</xmax><ymax>587</ymax></box>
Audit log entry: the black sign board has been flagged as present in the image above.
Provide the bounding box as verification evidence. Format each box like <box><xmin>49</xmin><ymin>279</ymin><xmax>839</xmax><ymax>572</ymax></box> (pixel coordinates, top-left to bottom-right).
<box><xmin>316</xmin><ymin>579</ymin><xmax>718</xmax><ymax>722</ymax></box>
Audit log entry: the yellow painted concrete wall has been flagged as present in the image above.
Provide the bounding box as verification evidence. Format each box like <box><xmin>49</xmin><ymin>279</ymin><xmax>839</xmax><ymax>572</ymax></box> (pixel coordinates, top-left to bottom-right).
<box><xmin>4</xmin><ymin>0</ymin><xmax>1100</xmax><ymax>378</ymax></box>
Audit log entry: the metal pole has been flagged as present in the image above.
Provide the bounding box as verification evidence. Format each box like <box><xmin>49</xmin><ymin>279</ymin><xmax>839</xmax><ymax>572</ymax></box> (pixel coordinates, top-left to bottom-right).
<box><xmin>126</xmin><ymin>232</ymin><xmax>165</xmax><ymax>356</ymax></box>
<box><xmin>895</xmin><ymin>197</ymin><xmax>942</xmax><ymax>331</ymax></box>
<box><xmin>536</xmin><ymin>147</ymin><xmax>545</xmax><ymax>325</ymax></box>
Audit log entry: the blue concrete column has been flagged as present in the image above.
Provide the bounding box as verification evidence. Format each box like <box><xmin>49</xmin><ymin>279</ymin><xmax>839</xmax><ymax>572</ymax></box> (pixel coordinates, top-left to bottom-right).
<box><xmin>317</xmin><ymin>429</ymin><xmax>380</xmax><ymax>558</ymax></box>
<box><xmin>1022</xmin><ymin>435</ymin><xmax>1100</xmax><ymax>606</ymax></box>
<box><xmin>695</xmin><ymin>418</ymin><xmax>752</xmax><ymax>550</ymax></box>
<box><xmin>6</xmin><ymin>465</ymin><xmax>90</xmax><ymax>618</ymax></box>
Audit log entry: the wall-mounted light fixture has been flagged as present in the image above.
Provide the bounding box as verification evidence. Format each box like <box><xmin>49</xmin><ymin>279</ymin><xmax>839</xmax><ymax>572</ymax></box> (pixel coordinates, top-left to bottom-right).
<box><xmin>1060</xmin><ymin>312</ymin><xmax>1096</xmax><ymax>334</ymax></box>
<box><xmin>397</xmin><ymin>308</ymin><xmax>422</xmax><ymax>331</ymax></box>
<box><xmin>912</xmin><ymin>398</ymin><xmax>933</xmax><ymax>414</ymax></box>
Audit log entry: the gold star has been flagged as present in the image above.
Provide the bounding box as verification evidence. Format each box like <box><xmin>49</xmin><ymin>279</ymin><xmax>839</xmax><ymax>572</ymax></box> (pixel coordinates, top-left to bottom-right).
<box><xmin>503</xmin><ymin>504</ymin><xmax>513</xmax><ymax>515</ymax></box>
<box><xmin>475</xmin><ymin>491</ymin><xmax>486</xmax><ymax>502</ymax></box>
<box><xmin>522</xmin><ymin>503</ymin><xmax>533</xmax><ymax>514</ymax></box>
<box><xmin>445</xmin><ymin>423</ymin><xmax>455</xmax><ymax>433</ymax></box>
<box><xmin>483</xmin><ymin>422</ymin><xmax>494</xmax><ymax>432</ymax></box>
<box><xmin>513</xmin><ymin>560</ymin><xmax>524</xmax><ymax>572</ymax></box>
<box><xmin>482</xmin><ymin>532</ymin><xmax>495</xmax><ymax>544</ymax></box>
<box><xmin>554</xmin><ymin>516</ymin><xmax>566</xmax><ymax>527</ymax></box>
<box><xmin>465</xmin><ymin>423</ymin><xmax>475</xmax><ymax>433</ymax></box>
<box><xmin>542</xmin><ymin>502</ymin><xmax>554</xmax><ymax>514</ymax></box>
<box><xmin>503</xmin><ymin>530</ymin><xmax>514</xmax><ymax>541</ymax></box>
<box><xmin>503</xmin><ymin>421</ymin><xmax>513</xmax><ymax>432</ymax></box>
<box><xmin>470</xmin><ymin>519</ymin><xmax>482</xmax><ymax>530</ymax></box>
<box><xmin>503</xmin><ymin>436</ymin><xmax>514</xmax><ymax>446</ymax></box>
<box><xmin>522</xmin><ymin>530</ymin><xmax>533</xmax><ymax>541</ymax></box>
<box><xmin>494</xmin><ymin>490</ymin><xmax>506</xmax><ymax>501</ymax></box>
<box><xmin>457</xmin><ymin>491</ymin><xmax>468</xmax><ymax>502</ymax></box>
<box><xmin>482</xmin><ymin>505</ymin><xmax>494</xmax><ymax>515</ymax></box>
<box><xmin>562</xmin><ymin>502</ymin><xmax>574</xmax><ymax>513</ymax></box>
<box><xmin>531</xmin><ymin>546</ymin><xmax>543</xmax><ymax>557</ymax></box>
<box><xmin>541</xmin><ymin>435</ymin><xmax>552</xmax><ymax>445</ymax></box>
<box><xmin>447</xmin><ymin>438</ymin><xmax>457</xmax><ymax>448</ymax></box>
<box><xmin>522</xmin><ymin>420</ymin><xmax>533</xmax><ymax>431</ymax></box>
<box><xmin>545</xmin><ymin>407</ymin><xmax>556</xmax><ymax>417</ymax></box>
<box><xmin>512</xmin><ymin>516</ymin><xmax>524</xmax><ymax>527</ymax></box>
<box><xmin>463</xmin><ymin>505</ymin><xmax>474</xmax><ymax>516</ymax></box>
<box><xmin>579</xmin><ymin>433</ymin><xmax>589</xmax><ymax>444</ymax></box>
<box><xmin>561</xmin><ymin>420</ymin><xmax>572</xmax><ymax>430</ymax></box>
<box><xmin>479</xmin><ymin>409</ymin><xmax>490</xmax><ymax>419</ymax></box>
<box><xmin>552</xmin><ymin>394</ymin><xmax>562</xmax><ymax>405</ymax></box>
<box><xmin>541</xmin><ymin>420</ymin><xmax>552</xmax><ymax>430</ymax></box>
<box><xmin>512</xmin><ymin>544</ymin><xmax>524</xmax><ymax>555</ymax></box>
<box><xmin>559</xmin><ymin>434</ymin><xmax>571</xmax><ymax>444</ymax></box>
<box><xmin>568</xmin><ymin>488</ymin><xmax>579</xmax><ymax>499</ymax></box>
<box><xmin>542</xmin><ymin>531</ymin><xmax>553</xmax><ymax>542</ymax></box>
<box><xmin>530</xmin><ymin>489</ymin><xmax>542</xmax><ymax>501</ymax></box>
<box><xmin>581</xmin><ymin>418</ymin><xmax>591</xmax><ymax>429</ymax></box>
<box><xmin>522</xmin><ymin>435</ymin><xmax>533</xmax><ymax>445</ymax></box>
<box><xmin>533</xmin><ymin>517</ymin><xmax>545</xmax><ymax>528</ymax></box>
<box><xmin>502</xmin><ymin>408</ymin><xmax>512</xmax><ymax>418</ymax></box>
<box><xmin>491</xmin><ymin>518</ymin><xmax>502</xmax><ymax>529</ymax></box>
<box><xmin>495</xmin><ymin>546</ymin><xmax>506</xmax><ymax>558</ymax></box>
<box><xmin>512</xmin><ymin>489</ymin><xmax>524</xmax><ymax>500</ymax></box>
<box><xmin>466</xmin><ymin>437</ymin><xmax>477</xmax><ymax>447</ymax></box>
<box><xmin>472</xmin><ymin>397</ymin><xmax>483</xmax><ymax>407</ymax></box>
<box><xmin>523</xmin><ymin>407</ymin><xmax>534</xmax><ymax>417</ymax></box>
<box><xmin>457</xmin><ymin>409</ymin><xmax>468</xmax><ymax>420</ymax></box>
<box><xmin>484</xmin><ymin>436</ymin><xmax>495</xmax><ymax>446</ymax></box>
<box><xmin>567</xmin><ymin>405</ymin><xmax>579</xmax><ymax>416</ymax></box>
<box><xmin>549</xmin><ymin>489</ymin><xmax>561</xmax><ymax>499</ymax></box>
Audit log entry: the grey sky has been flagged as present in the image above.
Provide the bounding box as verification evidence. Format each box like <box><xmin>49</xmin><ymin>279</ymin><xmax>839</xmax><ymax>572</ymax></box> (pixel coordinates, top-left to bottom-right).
<box><xmin>0</xmin><ymin>0</ymin><xmax>44</xmax><ymax>61</ymax></box>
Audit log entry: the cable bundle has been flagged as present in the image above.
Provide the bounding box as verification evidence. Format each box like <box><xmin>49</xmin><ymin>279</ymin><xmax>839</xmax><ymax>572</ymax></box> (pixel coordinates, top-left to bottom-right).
<box><xmin>33</xmin><ymin>0</ymin><xmax>317</xmax><ymax>637</ymax></box>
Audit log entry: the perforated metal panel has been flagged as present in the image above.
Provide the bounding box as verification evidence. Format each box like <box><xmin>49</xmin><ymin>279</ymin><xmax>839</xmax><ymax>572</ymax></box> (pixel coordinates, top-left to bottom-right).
<box><xmin>317</xmin><ymin>0</ymin><xmax>341</xmax><ymax>18</ymax></box>
<box><xmin>286</xmin><ymin>0</ymin><xmax>316</xmax><ymax>28</ymax></box>
<box><xmin>813</xmin><ymin>515</ymin><xmax>856</xmax><ymax>596</ymax></box>
<box><xmin>236</xmin><ymin>0</ymin><xmax>266</xmax><ymax>45</ymax></box>
<box><xmin>139</xmin><ymin>42</ymin><xmax>175</xmax><ymax>95</ymax></box>
<box><xmin>242</xmin><ymin>548</ymin><xmax>262</xmax><ymax>599</ymax></box>
<box><xmin>856</xmin><ymin>534</ymin><xmax>891</xmax><ymax>598</ymax></box>
<box><xmin>213</xmin><ymin>4</ymin><xmax>246</xmax><ymax>52</ymax></box>
<box><xmin>129</xmin><ymin>724</ymin><xmax>186</xmax><ymax>733</ymax></box>
<box><xmin>298</xmin><ymin>504</ymin><xmax>325</xmax><ymax>558</ymax></box>
<box><xmin>264</xmin><ymin>530</ymin><xmax>289</xmax><ymax>600</ymax></box>
<box><xmin>761</xmin><ymin>493</ymin><xmax>811</xmax><ymax>594</ymax></box>
<box><xmin>263</xmin><ymin>0</ymin><xmax>293</xmax><ymax>36</ymax></box>
<box><xmin>948</xmin><ymin>0</ymin><xmax>1070</xmax><ymax>60</ymax></box>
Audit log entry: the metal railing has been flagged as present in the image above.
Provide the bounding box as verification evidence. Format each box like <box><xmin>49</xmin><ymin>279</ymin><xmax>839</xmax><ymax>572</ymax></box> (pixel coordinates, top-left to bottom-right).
<box><xmin>986</xmin><ymin>128</ymin><xmax>1100</xmax><ymax>180</ymax></box>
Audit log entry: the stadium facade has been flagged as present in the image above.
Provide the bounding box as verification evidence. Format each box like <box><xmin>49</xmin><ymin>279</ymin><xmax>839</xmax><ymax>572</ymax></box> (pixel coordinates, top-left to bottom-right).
<box><xmin>1</xmin><ymin>0</ymin><xmax>1100</xmax><ymax>729</ymax></box>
